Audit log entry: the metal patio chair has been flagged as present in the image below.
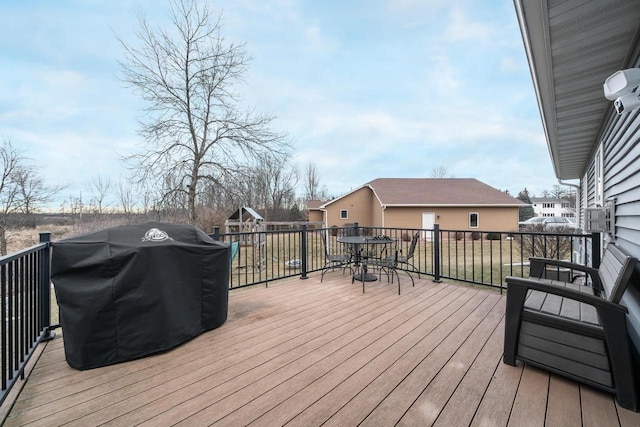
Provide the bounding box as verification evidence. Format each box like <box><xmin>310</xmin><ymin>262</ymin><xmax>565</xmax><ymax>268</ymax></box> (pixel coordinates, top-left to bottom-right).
<box><xmin>381</xmin><ymin>231</ymin><xmax>420</xmax><ymax>278</ymax></box>
<box><xmin>320</xmin><ymin>233</ymin><xmax>353</xmax><ymax>282</ymax></box>
<box><xmin>373</xmin><ymin>249</ymin><xmax>415</xmax><ymax>295</ymax></box>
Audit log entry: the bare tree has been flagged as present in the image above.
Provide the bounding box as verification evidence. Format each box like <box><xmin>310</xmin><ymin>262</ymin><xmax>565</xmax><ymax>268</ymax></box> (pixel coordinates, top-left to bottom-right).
<box><xmin>118</xmin><ymin>0</ymin><xmax>288</xmax><ymax>224</ymax></box>
<box><xmin>116</xmin><ymin>179</ymin><xmax>137</xmax><ymax>215</ymax></box>
<box><xmin>255</xmin><ymin>153</ymin><xmax>299</xmax><ymax>219</ymax></box>
<box><xmin>303</xmin><ymin>162</ymin><xmax>327</xmax><ymax>200</ymax></box>
<box><xmin>549</xmin><ymin>184</ymin><xmax>565</xmax><ymax>199</ymax></box>
<box><xmin>0</xmin><ymin>139</ymin><xmax>61</xmax><ymax>254</ymax></box>
<box><xmin>0</xmin><ymin>141</ymin><xmax>24</xmax><ymax>254</ymax></box>
<box><xmin>430</xmin><ymin>166</ymin><xmax>452</xmax><ymax>178</ymax></box>
<box><xmin>14</xmin><ymin>166</ymin><xmax>63</xmax><ymax>216</ymax></box>
<box><xmin>88</xmin><ymin>176</ymin><xmax>111</xmax><ymax>215</ymax></box>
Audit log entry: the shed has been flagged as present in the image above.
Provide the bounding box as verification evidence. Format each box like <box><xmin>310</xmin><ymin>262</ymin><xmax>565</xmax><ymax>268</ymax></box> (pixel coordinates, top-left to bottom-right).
<box><xmin>225</xmin><ymin>207</ymin><xmax>264</xmax><ymax>235</ymax></box>
<box><xmin>225</xmin><ymin>207</ymin><xmax>266</xmax><ymax>268</ymax></box>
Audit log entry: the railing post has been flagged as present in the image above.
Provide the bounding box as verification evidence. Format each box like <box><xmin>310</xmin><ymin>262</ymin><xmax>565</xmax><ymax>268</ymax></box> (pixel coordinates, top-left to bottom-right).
<box><xmin>212</xmin><ymin>226</ymin><xmax>220</xmax><ymax>241</ymax></box>
<box><xmin>591</xmin><ymin>232</ymin><xmax>601</xmax><ymax>269</ymax></box>
<box><xmin>39</xmin><ymin>232</ymin><xmax>55</xmax><ymax>341</ymax></box>
<box><xmin>433</xmin><ymin>224</ymin><xmax>442</xmax><ymax>282</ymax></box>
<box><xmin>300</xmin><ymin>224</ymin><xmax>308</xmax><ymax>280</ymax></box>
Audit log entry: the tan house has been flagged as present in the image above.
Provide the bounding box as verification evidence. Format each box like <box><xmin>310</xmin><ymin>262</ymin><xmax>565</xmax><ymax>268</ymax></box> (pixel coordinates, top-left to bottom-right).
<box><xmin>319</xmin><ymin>178</ymin><xmax>526</xmax><ymax>232</ymax></box>
<box><xmin>306</xmin><ymin>199</ymin><xmax>325</xmax><ymax>223</ymax></box>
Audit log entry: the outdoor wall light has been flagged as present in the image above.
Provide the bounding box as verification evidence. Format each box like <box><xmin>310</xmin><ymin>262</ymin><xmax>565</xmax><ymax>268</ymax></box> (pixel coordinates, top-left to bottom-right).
<box><xmin>604</xmin><ymin>68</ymin><xmax>640</xmax><ymax>115</ymax></box>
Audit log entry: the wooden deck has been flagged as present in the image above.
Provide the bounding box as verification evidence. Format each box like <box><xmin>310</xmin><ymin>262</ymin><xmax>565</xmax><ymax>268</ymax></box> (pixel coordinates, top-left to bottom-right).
<box><xmin>4</xmin><ymin>272</ymin><xmax>640</xmax><ymax>426</ymax></box>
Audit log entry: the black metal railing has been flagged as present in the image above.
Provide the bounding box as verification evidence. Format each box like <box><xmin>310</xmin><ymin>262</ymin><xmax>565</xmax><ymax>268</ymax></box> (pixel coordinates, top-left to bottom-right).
<box><xmin>436</xmin><ymin>227</ymin><xmax>595</xmax><ymax>291</ymax></box>
<box><xmin>1</xmin><ymin>233</ymin><xmax>55</xmax><ymax>406</ymax></box>
<box><xmin>211</xmin><ymin>224</ymin><xmax>596</xmax><ymax>292</ymax></box>
<box><xmin>211</xmin><ymin>225</ymin><xmax>327</xmax><ymax>288</ymax></box>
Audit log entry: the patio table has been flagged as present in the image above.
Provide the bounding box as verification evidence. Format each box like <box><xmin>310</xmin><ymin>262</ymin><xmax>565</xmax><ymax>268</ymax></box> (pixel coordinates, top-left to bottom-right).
<box><xmin>337</xmin><ymin>236</ymin><xmax>395</xmax><ymax>282</ymax></box>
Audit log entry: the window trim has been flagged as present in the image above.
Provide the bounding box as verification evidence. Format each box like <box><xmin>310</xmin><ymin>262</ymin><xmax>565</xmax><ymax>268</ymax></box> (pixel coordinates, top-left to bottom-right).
<box><xmin>469</xmin><ymin>212</ymin><xmax>479</xmax><ymax>228</ymax></box>
<box><xmin>595</xmin><ymin>143</ymin><xmax>604</xmax><ymax>206</ymax></box>
<box><xmin>340</xmin><ymin>209</ymin><xmax>348</xmax><ymax>220</ymax></box>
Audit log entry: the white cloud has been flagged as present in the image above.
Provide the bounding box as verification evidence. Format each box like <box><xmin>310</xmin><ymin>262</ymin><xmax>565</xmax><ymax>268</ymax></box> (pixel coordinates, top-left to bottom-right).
<box><xmin>500</xmin><ymin>56</ymin><xmax>526</xmax><ymax>72</ymax></box>
<box><xmin>446</xmin><ymin>7</ymin><xmax>494</xmax><ymax>43</ymax></box>
<box><xmin>302</xmin><ymin>24</ymin><xmax>339</xmax><ymax>54</ymax></box>
<box><xmin>423</xmin><ymin>55</ymin><xmax>462</xmax><ymax>94</ymax></box>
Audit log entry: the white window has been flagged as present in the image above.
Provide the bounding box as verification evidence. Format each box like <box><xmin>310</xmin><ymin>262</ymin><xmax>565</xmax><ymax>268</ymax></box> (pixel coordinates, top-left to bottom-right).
<box><xmin>340</xmin><ymin>209</ymin><xmax>348</xmax><ymax>219</ymax></box>
<box><xmin>469</xmin><ymin>212</ymin><xmax>479</xmax><ymax>228</ymax></box>
<box><xmin>543</xmin><ymin>203</ymin><xmax>554</xmax><ymax>209</ymax></box>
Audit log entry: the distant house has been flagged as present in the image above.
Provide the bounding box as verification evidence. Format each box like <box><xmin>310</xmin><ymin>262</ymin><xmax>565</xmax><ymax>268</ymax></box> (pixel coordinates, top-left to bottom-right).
<box><xmin>305</xmin><ymin>200</ymin><xmax>325</xmax><ymax>223</ymax></box>
<box><xmin>530</xmin><ymin>197</ymin><xmax>575</xmax><ymax>218</ymax></box>
<box><xmin>318</xmin><ymin>178</ymin><xmax>526</xmax><ymax>232</ymax></box>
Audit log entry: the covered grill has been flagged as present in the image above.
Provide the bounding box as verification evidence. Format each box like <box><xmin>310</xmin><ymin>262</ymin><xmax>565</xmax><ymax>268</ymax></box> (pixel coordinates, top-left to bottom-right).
<box><xmin>51</xmin><ymin>222</ymin><xmax>230</xmax><ymax>370</ymax></box>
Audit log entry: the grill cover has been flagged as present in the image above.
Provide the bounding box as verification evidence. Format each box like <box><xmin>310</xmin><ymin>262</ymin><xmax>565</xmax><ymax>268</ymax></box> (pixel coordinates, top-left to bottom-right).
<box><xmin>51</xmin><ymin>222</ymin><xmax>230</xmax><ymax>370</ymax></box>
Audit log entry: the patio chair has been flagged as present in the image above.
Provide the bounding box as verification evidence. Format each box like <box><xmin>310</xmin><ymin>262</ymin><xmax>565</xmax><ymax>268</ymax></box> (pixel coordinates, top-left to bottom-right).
<box><xmin>374</xmin><ymin>250</ymin><xmax>415</xmax><ymax>295</ymax></box>
<box><xmin>320</xmin><ymin>233</ymin><xmax>353</xmax><ymax>282</ymax></box>
<box><xmin>504</xmin><ymin>244</ymin><xmax>639</xmax><ymax>410</ymax></box>
<box><xmin>381</xmin><ymin>232</ymin><xmax>420</xmax><ymax>278</ymax></box>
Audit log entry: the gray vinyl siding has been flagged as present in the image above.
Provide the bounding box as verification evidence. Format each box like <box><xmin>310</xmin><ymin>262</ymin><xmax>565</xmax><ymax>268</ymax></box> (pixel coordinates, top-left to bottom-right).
<box><xmin>588</xmin><ymin>51</ymin><xmax>640</xmax><ymax>354</ymax></box>
<box><xmin>584</xmin><ymin>162</ymin><xmax>596</xmax><ymax>209</ymax></box>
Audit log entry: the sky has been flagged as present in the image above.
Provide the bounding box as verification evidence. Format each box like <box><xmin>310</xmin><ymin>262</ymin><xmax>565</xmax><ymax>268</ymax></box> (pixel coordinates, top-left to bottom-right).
<box><xmin>0</xmin><ymin>0</ymin><xmax>564</xmax><ymax>209</ymax></box>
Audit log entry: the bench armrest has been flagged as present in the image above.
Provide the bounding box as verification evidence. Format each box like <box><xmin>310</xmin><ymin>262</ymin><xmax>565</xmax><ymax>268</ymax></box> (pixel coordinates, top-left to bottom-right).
<box><xmin>505</xmin><ymin>276</ymin><xmax>627</xmax><ymax>314</ymax></box>
<box><xmin>529</xmin><ymin>257</ymin><xmax>602</xmax><ymax>291</ymax></box>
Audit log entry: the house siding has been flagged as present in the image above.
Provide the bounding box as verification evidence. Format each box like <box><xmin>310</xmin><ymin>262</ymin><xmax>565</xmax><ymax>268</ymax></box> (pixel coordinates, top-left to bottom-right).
<box><xmin>324</xmin><ymin>187</ymin><xmax>375</xmax><ymax>227</ymax></box>
<box><xmin>382</xmin><ymin>206</ymin><xmax>520</xmax><ymax>232</ymax></box>
<box><xmin>308</xmin><ymin>210</ymin><xmax>323</xmax><ymax>223</ymax></box>
<box><xmin>585</xmin><ymin>50</ymin><xmax>640</xmax><ymax>355</ymax></box>
<box><xmin>372</xmin><ymin>198</ymin><xmax>384</xmax><ymax>228</ymax></box>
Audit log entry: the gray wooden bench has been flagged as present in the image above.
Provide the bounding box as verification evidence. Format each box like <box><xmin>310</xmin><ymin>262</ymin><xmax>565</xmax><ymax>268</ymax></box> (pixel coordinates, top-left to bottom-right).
<box><xmin>504</xmin><ymin>244</ymin><xmax>639</xmax><ymax>411</ymax></box>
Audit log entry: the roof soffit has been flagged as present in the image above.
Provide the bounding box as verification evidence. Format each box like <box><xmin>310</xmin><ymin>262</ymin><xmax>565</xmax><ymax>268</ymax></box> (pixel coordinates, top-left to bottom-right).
<box><xmin>515</xmin><ymin>0</ymin><xmax>640</xmax><ymax>180</ymax></box>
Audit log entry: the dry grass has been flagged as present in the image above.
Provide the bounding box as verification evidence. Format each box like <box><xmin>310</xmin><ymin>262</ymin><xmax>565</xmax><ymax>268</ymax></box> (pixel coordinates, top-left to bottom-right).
<box><xmin>5</xmin><ymin>217</ymin><xmax>142</xmax><ymax>254</ymax></box>
<box><xmin>6</xmin><ymin>225</ymin><xmax>74</xmax><ymax>254</ymax></box>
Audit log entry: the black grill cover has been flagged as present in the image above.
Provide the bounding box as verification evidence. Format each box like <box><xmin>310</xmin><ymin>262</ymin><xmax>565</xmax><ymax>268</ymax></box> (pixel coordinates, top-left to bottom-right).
<box><xmin>51</xmin><ymin>222</ymin><xmax>230</xmax><ymax>370</ymax></box>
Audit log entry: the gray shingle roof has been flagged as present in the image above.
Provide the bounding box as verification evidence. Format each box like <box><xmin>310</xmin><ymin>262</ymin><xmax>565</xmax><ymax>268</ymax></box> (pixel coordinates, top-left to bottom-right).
<box><xmin>306</xmin><ymin>200</ymin><xmax>324</xmax><ymax>210</ymax></box>
<box><xmin>365</xmin><ymin>178</ymin><xmax>526</xmax><ymax>206</ymax></box>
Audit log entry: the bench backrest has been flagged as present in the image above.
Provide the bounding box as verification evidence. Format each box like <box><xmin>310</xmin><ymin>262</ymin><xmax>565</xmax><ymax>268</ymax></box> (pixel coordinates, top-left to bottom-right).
<box><xmin>600</xmin><ymin>244</ymin><xmax>637</xmax><ymax>304</ymax></box>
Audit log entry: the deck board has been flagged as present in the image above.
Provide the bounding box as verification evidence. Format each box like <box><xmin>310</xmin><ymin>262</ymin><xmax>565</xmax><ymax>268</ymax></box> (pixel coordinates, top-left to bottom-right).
<box><xmin>509</xmin><ymin>365</ymin><xmax>550</xmax><ymax>426</ymax></box>
<box><xmin>284</xmin><ymin>285</ymin><xmax>473</xmax><ymax>427</ymax></box>
<box><xmin>431</xmin><ymin>314</ymin><xmax>505</xmax><ymax>426</ymax></box>
<box><xmin>3</xmin><ymin>273</ymin><xmax>640</xmax><ymax>426</ymax></box>
<box><xmin>470</xmin><ymin>351</ymin><xmax>523</xmax><ymax>427</ymax></box>
<box><xmin>581</xmin><ymin>386</ymin><xmax>620</xmax><ymax>427</ymax></box>
<box><xmin>546</xmin><ymin>375</ymin><xmax>582</xmax><ymax>427</ymax></box>
<box><xmin>363</xmin><ymin>295</ymin><xmax>504</xmax><ymax>426</ymax></box>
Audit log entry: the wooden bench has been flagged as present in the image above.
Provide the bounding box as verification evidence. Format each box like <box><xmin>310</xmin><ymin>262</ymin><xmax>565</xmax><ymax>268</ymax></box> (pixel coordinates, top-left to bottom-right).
<box><xmin>504</xmin><ymin>244</ymin><xmax>639</xmax><ymax>411</ymax></box>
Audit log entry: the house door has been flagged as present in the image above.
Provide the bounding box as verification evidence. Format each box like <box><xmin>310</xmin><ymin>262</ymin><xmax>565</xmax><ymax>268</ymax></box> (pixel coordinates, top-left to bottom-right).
<box><xmin>422</xmin><ymin>212</ymin><xmax>435</xmax><ymax>240</ymax></box>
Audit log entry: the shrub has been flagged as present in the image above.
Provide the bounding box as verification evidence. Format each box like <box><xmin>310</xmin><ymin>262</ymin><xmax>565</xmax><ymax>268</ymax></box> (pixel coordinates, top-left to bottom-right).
<box><xmin>486</xmin><ymin>232</ymin><xmax>501</xmax><ymax>240</ymax></box>
<box><xmin>471</xmin><ymin>231</ymin><xmax>481</xmax><ymax>240</ymax></box>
